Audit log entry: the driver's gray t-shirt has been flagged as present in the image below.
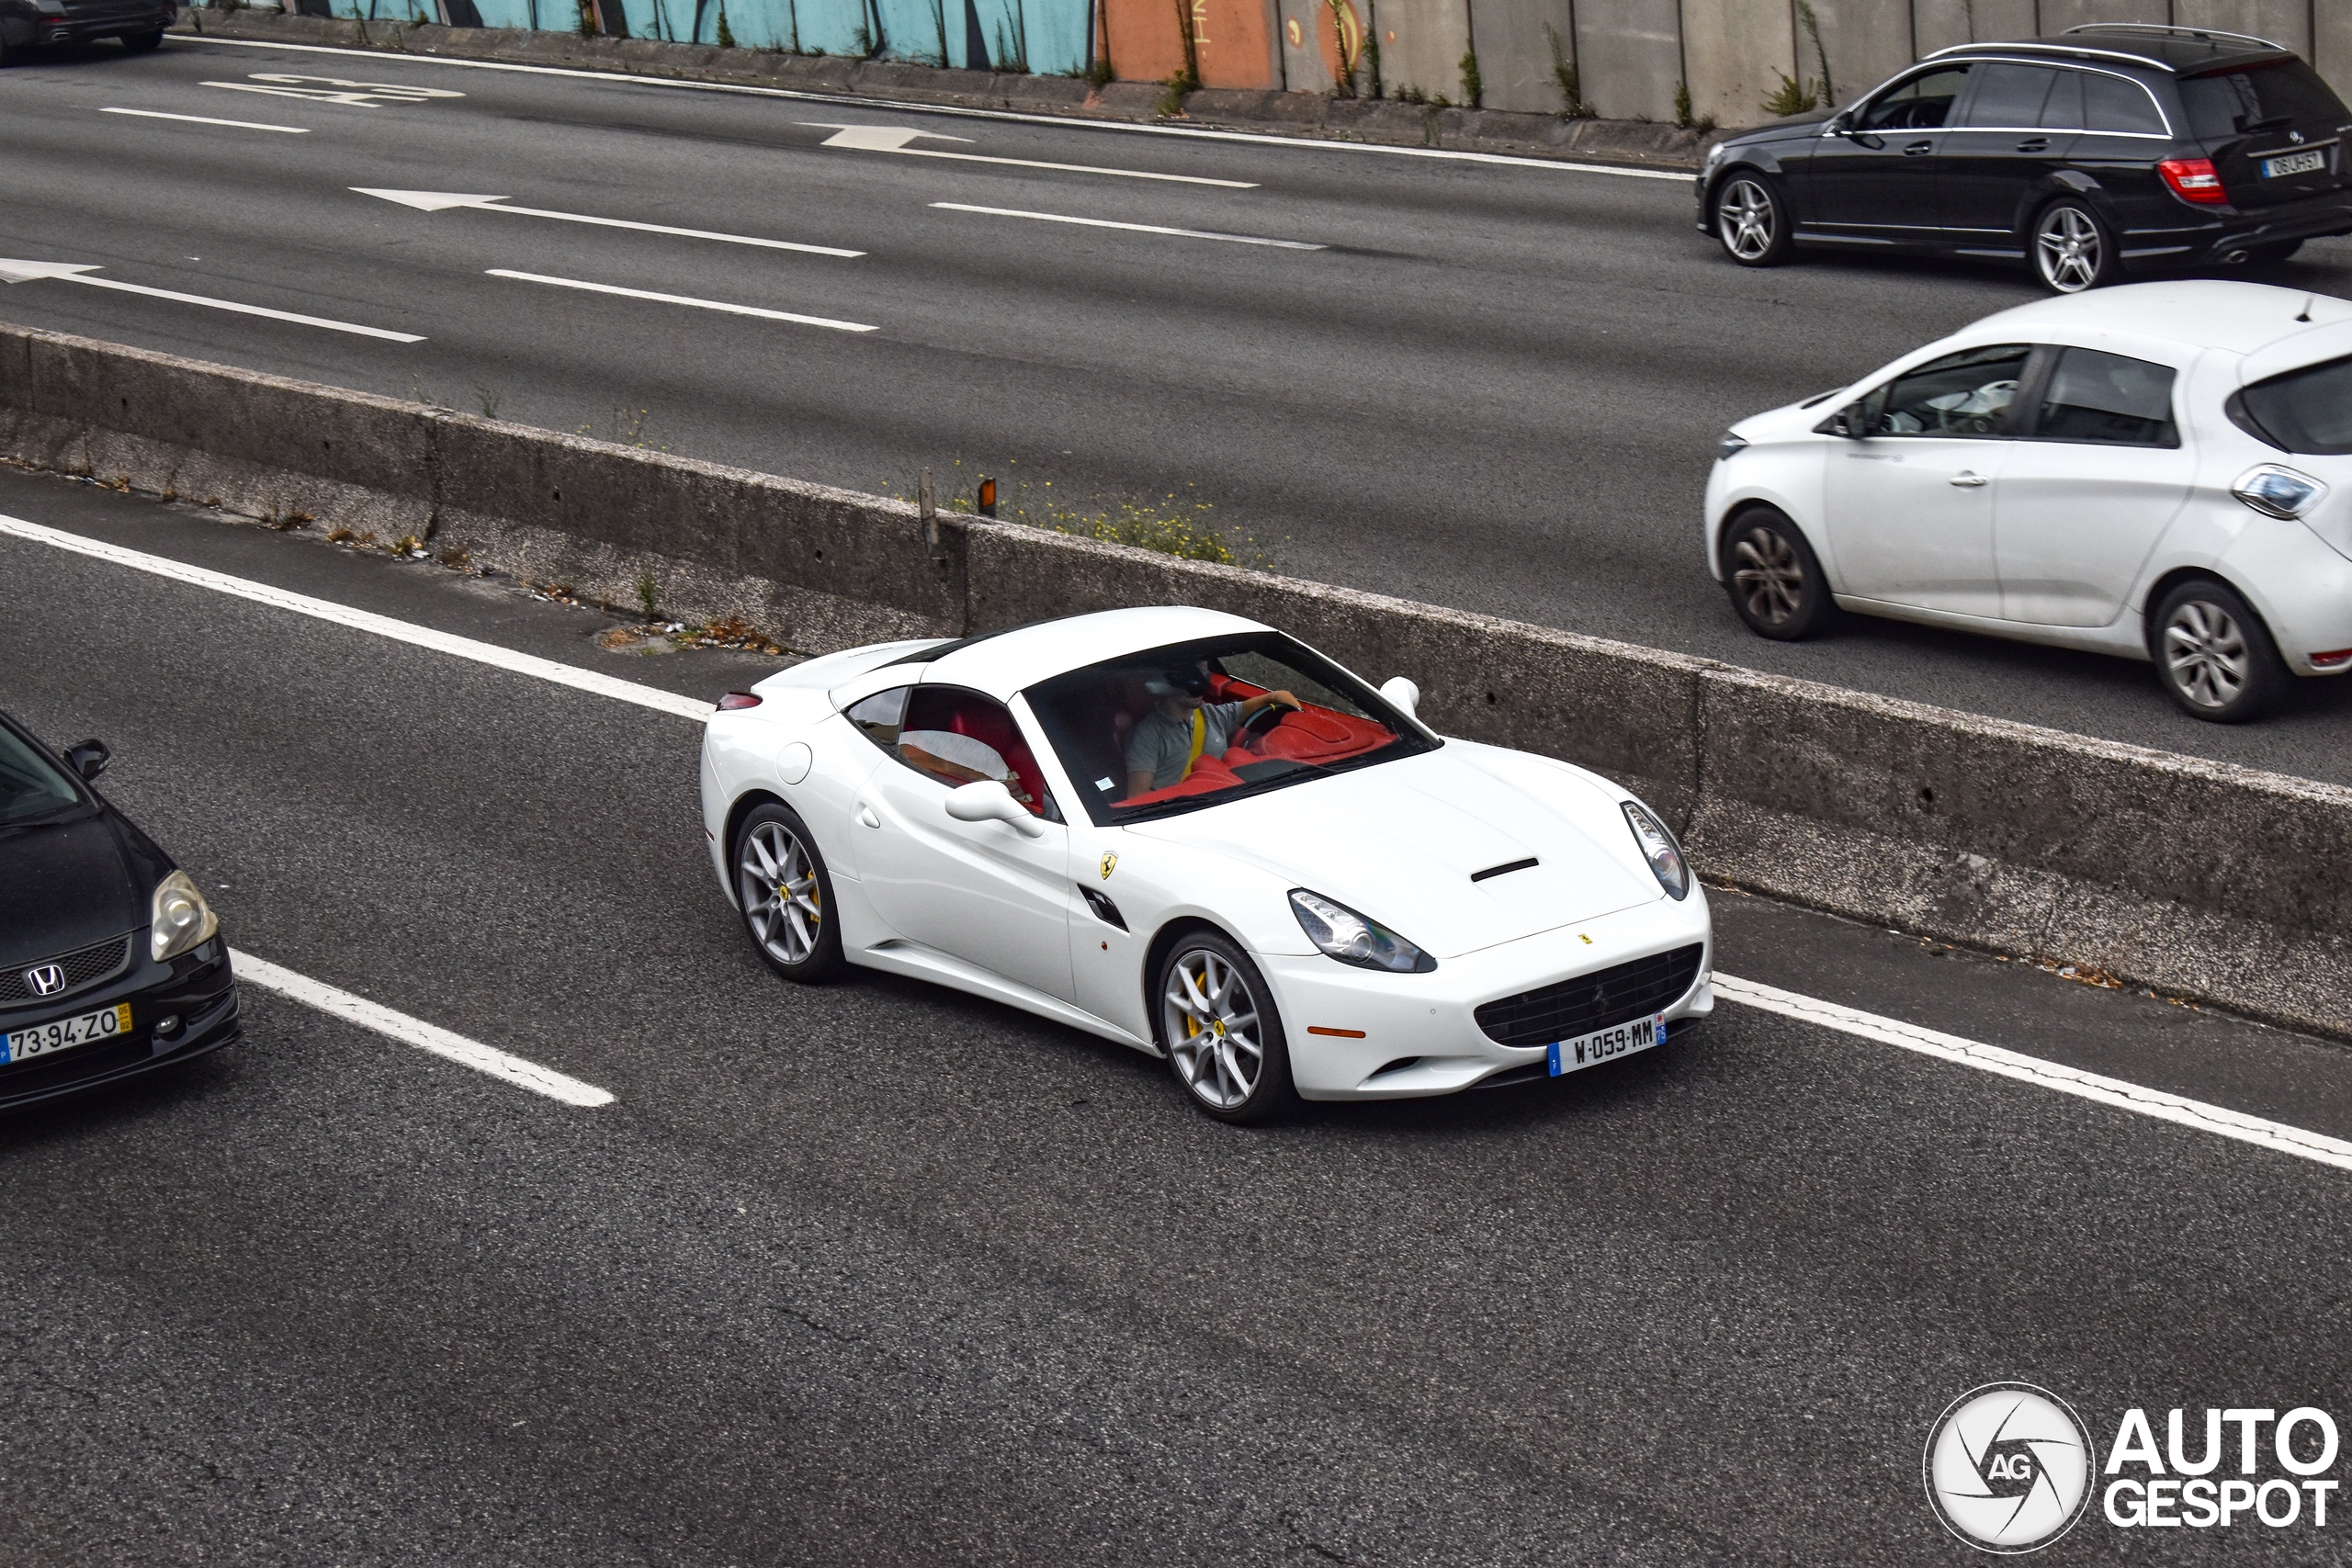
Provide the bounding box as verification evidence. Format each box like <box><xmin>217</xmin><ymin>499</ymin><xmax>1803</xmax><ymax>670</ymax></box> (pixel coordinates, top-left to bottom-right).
<box><xmin>1126</xmin><ymin>701</ymin><xmax>1245</xmax><ymax>790</ymax></box>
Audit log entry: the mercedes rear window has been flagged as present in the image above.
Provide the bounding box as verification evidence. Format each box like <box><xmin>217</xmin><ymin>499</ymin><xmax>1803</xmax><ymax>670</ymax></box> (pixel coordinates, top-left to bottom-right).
<box><xmin>2181</xmin><ymin>61</ymin><xmax>2349</xmax><ymax>139</ymax></box>
<box><xmin>2232</xmin><ymin>355</ymin><xmax>2352</xmax><ymax>456</ymax></box>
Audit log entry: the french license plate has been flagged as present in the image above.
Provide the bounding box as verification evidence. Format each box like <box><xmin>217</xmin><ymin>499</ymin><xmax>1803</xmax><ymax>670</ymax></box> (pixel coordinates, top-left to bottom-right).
<box><xmin>2262</xmin><ymin>150</ymin><xmax>2326</xmax><ymax>178</ymax></box>
<box><xmin>5</xmin><ymin>1002</ymin><xmax>131</xmax><ymax>1064</ymax></box>
<box><xmin>1547</xmin><ymin>1012</ymin><xmax>1667</xmax><ymax>1076</ymax></box>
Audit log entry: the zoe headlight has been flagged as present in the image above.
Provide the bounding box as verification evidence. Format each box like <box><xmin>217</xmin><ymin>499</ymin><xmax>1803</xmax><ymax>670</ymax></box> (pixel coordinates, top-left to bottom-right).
<box><xmin>1715</xmin><ymin>431</ymin><xmax>1749</xmax><ymax>462</ymax></box>
<box><xmin>2232</xmin><ymin>464</ymin><xmax>2328</xmax><ymax>521</ymax></box>
<box><xmin>1623</xmin><ymin>802</ymin><xmax>1690</xmax><ymax>900</ymax></box>
<box><xmin>151</xmin><ymin>871</ymin><xmax>219</xmax><ymax>962</ymax></box>
<box><xmin>1289</xmin><ymin>890</ymin><xmax>1435</xmax><ymax>974</ymax></box>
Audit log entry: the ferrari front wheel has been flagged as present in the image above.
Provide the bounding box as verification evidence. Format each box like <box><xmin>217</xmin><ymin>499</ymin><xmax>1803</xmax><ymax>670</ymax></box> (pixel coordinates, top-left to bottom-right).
<box><xmin>1158</xmin><ymin>931</ymin><xmax>1297</xmax><ymax>1124</ymax></box>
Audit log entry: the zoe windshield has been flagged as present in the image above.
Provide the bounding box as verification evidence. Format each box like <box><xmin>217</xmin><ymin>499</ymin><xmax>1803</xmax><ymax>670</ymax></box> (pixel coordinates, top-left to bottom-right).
<box><xmin>1024</xmin><ymin>634</ymin><xmax>1435</xmax><ymax>825</ymax></box>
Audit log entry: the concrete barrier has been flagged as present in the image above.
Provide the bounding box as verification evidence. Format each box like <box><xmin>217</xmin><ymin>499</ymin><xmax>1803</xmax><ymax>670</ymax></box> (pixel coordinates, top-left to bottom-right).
<box><xmin>6</xmin><ymin>319</ymin><xmax>2350</xmax><ymax>1041</ymax></box>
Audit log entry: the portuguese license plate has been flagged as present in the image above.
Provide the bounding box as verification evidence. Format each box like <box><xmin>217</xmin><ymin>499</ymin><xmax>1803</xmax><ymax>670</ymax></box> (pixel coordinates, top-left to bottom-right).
<box><xmin>2262</xmin><ymin>149</ymin><xmax>2326</xmax><ymax>178</ymax></box>
<box><xmin>5</xmin><ymin>1002</ymin><xmax>131</xmax><ymax>1064</ymax></box>
<box><xmin>1548</xmin><ymin>1012</ymin><xmax>1667</xmax><ymax>1076</ymax></box>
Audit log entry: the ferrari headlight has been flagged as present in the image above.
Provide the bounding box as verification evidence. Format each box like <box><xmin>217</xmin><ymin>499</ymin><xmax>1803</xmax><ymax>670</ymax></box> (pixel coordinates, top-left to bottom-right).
<box><xmin>1289</xmin><ymin>890</ymin><xmax>1435</xmax><ymax>974</ymax></box>
<box><xmin>151</xmin><ymin>871</ymin><xmax>219</xmax><ymax>962</ymax></box>
<box><xmin>1623</xmin><ymin>802</ymin><xmax>1690</xmax><ymax>900</ymax></box>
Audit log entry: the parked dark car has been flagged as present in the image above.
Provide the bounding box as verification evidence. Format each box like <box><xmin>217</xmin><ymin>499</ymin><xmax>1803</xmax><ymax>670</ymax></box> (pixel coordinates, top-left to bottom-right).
<box><xmin>0</xmin><ymin>710</ymin><xmax>237</xmax><ymax>1111</ymax></box>
<box><xmin>0</xmin><ymin>0</ymin><xmax>175</xmax><ymax>60</ymax></box>
<box><xmin>1698</xmin><ymin>23</ymin><xmax>2352</xmax><ymax>292</ymax></box>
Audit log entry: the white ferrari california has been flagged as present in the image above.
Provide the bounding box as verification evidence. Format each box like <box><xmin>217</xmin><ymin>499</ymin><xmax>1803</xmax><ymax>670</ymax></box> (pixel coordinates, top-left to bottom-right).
<box><xmin>698</xmin><ymin>607</ymin><xmax>1713</xmax><ymax>1122</ymax></box>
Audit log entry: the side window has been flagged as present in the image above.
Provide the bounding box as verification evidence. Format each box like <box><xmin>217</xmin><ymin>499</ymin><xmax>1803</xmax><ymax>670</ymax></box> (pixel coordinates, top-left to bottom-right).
<box><xmin>2083</xmin><ymin>73</ymin><xmax>2166</xmax><ymax>135</ymax></box>
<box><xmin>895</xmin><ymin>686</ymin><xmax>1056</xmax><ymax>817</ymax></box>
<box><xmin>1855</xmin><ymin>344</ymin><xmax>2032</xmax><ymax>438</ymax></box>
<box><xmin>2029</xmin><ymin>348</ymin><xmax>2178</xmax><ymax>446</ymax></box>
<box><xmin>1854</xmin><ymin>67</ymin><xmax>1970</xmax><ymax>132</ymax></box>
<box><xmin>1960</xmin><ymin>63</ymin><xmax>2057</xmax><ymax>129</ymax></box>
<box><xmin>845</xmin><ymin>686</ymin><xmax>910</xmax><ymax>752</ymax></box>
<box><xmin>2038</xmin><ymin>70</ymin><xmax>2085</xmax><ymax>130</ymax></box>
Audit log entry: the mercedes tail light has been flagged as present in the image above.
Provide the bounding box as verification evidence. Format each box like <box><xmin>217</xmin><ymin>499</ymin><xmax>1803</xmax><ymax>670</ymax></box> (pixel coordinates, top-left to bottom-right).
<box><xmin>2158</xmin><ymin>157</ymin><xmax>2227</xmax><ymax>205</ymax></box>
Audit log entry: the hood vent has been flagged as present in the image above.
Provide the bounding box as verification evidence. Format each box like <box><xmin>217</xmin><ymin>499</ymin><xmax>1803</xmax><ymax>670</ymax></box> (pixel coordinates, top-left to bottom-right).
<box><xmin>1470</xmin><ymin>857</ymin><xmax>1540</xmax><ymax>884</ymax></box>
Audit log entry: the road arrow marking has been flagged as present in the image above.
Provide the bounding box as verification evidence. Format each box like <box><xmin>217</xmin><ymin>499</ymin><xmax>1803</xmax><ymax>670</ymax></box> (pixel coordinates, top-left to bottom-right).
<box><xmin>102</xmin><ymin>107</ymin><xmax>311</xmax><ymax>133</ymax></box>
<box><xmin>485</xmin><ymin>269</ymin><xmax>875</xmax><ymax>333</ymax></box>
<box><xmin>0</xmin><ymin>259</ymin><xmax>424</xmax><ymax>342</ymax></box>
<box><xmin>353</xmin><ymin>188</ymin><xmax>864</xmax><ymax>257</ymax></box>
<box><xmin>931</xmin><ymin>201</ymin><xmax>1324</xmax><ymax>249</ymax></box>
<box><xmin>803</xmin><ymin>122</ymin><xmax>1257</xmax><ymax>187</ymax></box>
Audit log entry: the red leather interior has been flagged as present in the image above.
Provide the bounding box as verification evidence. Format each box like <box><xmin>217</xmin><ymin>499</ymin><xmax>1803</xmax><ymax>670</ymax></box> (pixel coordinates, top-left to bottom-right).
<box><xmin>907</xmin><ymin>687</ymin><xmax>1049</xmax><ymax>813</ymax></box>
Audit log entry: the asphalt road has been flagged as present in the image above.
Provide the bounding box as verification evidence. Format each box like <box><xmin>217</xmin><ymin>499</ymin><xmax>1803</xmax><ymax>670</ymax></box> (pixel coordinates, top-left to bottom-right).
<box><xmin>4</xmin><ymin>469</ymin><xmax>2350</xmax><ymax>1563</ymax></box>
<box><xmin>3</xmin><ymin>37</ymin><xmax>2352</xmax><ymax>783</ymax></box>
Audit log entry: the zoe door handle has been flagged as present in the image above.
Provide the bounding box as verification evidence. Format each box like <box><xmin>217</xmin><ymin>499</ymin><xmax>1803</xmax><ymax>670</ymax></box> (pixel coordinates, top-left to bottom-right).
<box><xmin>1949</xmin><ymin>471</ymin><xmax>1989</xmax><ymax>487</ymax></box>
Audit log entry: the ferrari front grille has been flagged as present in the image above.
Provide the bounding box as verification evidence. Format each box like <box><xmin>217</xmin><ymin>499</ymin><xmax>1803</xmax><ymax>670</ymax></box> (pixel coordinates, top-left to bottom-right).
<box><xmin>1474</xmin><ymin>943</ymin><xmax>1705</xmax><ymax>1048</ymax></box>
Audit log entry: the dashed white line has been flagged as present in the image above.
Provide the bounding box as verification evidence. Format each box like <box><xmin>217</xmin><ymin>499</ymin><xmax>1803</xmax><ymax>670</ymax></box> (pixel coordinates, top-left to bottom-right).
<box><xmin>486</xmin><ymin>268</ymin><xmax>876</xmax><ymax>332</ymax></box>
<box><xmin>1714</xmin><ymin>973</ymin><xmax>2352</xmax><ymax>1173</ymax></box>
<box><xmin>232</xmin><ymin>949</ymin><xmax>614</xmax><ymax>1106</ymax></box>
<box><xmin>102</xmin><ymin>107</ymin><xmax>311</xmax><ymax>132</ymax></box>
<box><xmin>932</xmin><ymin>202</ymin><xmax>1325</xmax><ymax>249</ymax></box>
<box><xmin>0</xmin><ymin>514</ymin><xmax>715</xmax><ymax>721</ymax></box>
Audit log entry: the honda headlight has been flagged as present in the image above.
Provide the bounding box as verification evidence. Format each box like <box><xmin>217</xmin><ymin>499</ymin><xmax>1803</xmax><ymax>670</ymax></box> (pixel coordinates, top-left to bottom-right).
<box><xmin>151</xmin><ymin>870</ymin><xmax>219</xmax><ymax>962</ymax></box>
<box><xmin>1623</xmin><ymin>802</ymin><xmax>1690</xmax><ymax>900</ymax></box>
<box><xmin>2233</xmin><ymin>464</ymin><xmax>2327</xmax><ymax>521</ymax></box>
<box><xmin>1289</xmin><ymin>890</ymin><xmax>1435</xmax><ymax>974</ymax></box>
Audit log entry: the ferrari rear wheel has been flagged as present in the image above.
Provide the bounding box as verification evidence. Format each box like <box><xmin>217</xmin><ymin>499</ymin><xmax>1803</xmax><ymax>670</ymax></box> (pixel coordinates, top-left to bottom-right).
<box><xmin>734</xmin><ymin>802</ymin><xmax>843</xmax><ymax>981</ymax></box>
<box><xmin>1159</xmin><ymin>931</ymin><xmax>1296</xmax><ymax>1124</ymax></box>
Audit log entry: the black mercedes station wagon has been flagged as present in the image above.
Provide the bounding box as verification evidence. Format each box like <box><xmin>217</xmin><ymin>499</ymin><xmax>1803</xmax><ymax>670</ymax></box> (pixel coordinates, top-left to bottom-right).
<box><xmin>0</xmin><ymin>0</ymin><xmax>174</xmax><ymax>59</ymax></box>
<box><xmin>1698</xmin><ymin>23</ymin><xmax>2352</xmax><ymax>292</ymax></box>
<box><xmin>0</xmin><ymin>710</ymin><xmax>237</xmax><ymax>1112</ymax></box>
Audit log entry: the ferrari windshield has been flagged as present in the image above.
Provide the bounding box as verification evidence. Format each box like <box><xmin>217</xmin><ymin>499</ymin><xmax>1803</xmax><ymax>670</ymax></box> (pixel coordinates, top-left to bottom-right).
<box><xmin>0</xmin><ymin>722</ymin><xmax>83</xmax><ymax>827</ymax></box>
<box><xmin>1025</xmin><ymin>633</ymin><xmax>1435</xmax><ymax>826</ymax></box>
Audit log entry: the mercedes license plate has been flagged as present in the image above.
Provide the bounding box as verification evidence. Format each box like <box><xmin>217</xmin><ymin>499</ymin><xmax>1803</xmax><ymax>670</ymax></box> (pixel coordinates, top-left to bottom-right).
<box><xmin>5</xmin><ymin>1002</ymin><xmax>131</xmax><ymax>1064</ymax></box>
<box><xmin>2261</xmin><ymin>149</ymin><xmax>2326</xmax><ymax>178</ymax></box>
<box><xmin>1547</xmin><ymin>1011</ymin><xmax>1667</xmax><ymax>1076</ymax></box>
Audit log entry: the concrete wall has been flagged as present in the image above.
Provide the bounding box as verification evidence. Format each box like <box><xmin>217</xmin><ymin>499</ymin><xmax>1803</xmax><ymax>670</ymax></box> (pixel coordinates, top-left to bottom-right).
<box><xmin>8</xmin><ymin>319</ymin><xmax>2352</xmax><ymax>1043</ymax></box>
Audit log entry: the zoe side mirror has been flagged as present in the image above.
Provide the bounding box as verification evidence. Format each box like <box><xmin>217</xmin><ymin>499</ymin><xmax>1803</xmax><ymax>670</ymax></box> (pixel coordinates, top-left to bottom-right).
<box><xmin>944</xmin><ymin>779</ymin><xmax>1045</xmax><ymax>838</ymax></box>
<box><xmin>65</xmin><ymin>738</ymin><xmax>110</xmax><ymax>782</ymax></box>
<box><xmin>1378</xmin><ymin>676</ymin><xmax>1420</xmax><ymax>718</ymax></box>
<box><xmin>1825</xmin><ymin>405</ymin><xmax>1871</xmax><ymax>439</ymax></box>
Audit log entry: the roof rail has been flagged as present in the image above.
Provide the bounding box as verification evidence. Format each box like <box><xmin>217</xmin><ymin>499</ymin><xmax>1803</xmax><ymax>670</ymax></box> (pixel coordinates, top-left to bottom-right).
<box><xmin>2062</xmin><ymin>21</ymin><xmax>2284</xmax><ymax>52</ymax></box>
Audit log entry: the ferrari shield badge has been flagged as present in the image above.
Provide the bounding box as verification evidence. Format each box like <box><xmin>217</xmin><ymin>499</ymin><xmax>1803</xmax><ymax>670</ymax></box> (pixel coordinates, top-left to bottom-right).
<box><xmin>1099</xmin><ymin>852</ymin><xmax>1118</xmax><ymax>880</ymax></box>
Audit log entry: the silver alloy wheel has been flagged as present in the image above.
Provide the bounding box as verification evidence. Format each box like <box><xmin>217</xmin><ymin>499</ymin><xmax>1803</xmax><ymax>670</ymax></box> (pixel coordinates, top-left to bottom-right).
<box><xmin>2035</xmin><ymin>206</ymin><xmax>2103</xmax><ymax>292</ymax></box>
<box><xmin>1732</xmin><ymin>525</ymin><xmax>1804</xmax><ymax>625</ymax></box>
<box><xmin>2163</xmin><ymin>599</ymin><xmax>2251</xmax><ymax>710</ymax></box>
<box><xmin>1718</xmin><ymin>178</ymin><xmax>1777</xmax><ymax>262</ymax></box>
<box><xmin>1161</xmin><ymin>946</ymin><xmax>1264</xmax><ymax>1111</ymax></box>
<box><xmin>738</xmin><ymin>819</ymin><xmax>823</xmax><ymax>965</ymax></box>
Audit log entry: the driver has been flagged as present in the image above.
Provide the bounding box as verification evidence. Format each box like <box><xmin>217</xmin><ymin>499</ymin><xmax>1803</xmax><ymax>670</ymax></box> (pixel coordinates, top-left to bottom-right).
<box><xmin>1125</xmin><ymin>666</ymin><xmax>1300</xmax><ymax>795</ymax></box>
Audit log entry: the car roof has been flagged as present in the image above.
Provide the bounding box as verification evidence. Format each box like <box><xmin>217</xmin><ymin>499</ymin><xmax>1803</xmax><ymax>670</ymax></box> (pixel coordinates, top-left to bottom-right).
<box><xmin>1926</xmin><ymin>29</ymin><xmax>2294</xmax><ymax>76</ymax></box>
<box><xmin>1946</xmin><ymin>281</ymin><xmax>2352</xmax><ymax>364</ymax></box>
<box><xmin>920</xmin><ymin>605</ymin><xmax>1272</xmax><ymax>699</ymax></box>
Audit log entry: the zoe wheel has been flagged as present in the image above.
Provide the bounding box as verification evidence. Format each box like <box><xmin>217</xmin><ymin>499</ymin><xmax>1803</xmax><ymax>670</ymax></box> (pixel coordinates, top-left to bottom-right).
<box><xmin>733</xmin><ymin>803</ymin><xmax>843</xmax><ymax>981</ymax></box>
<box><xmin>1713</xmin><ymin>174</ymin><xmax>1792</xmax><ymax>267</ymax></box>
<box><xmin>1158</xmin><ymin>931</ymin><xmax>1296</xmax><ymax>1124</ymax></box>
<box><xmin>1722</xmin><ymin>509</ymin><xmax>1835</xmax><ymax>640</ymax></box>
<box><xmin>2031</xmin><ymin>199</ymin><xmax>2118</xmax><ymax>294</ymax></box>
<box><xmin>2151</xmin><ymin>578</ymin><xmax>2288</xmax><ymax>724</ymax></box>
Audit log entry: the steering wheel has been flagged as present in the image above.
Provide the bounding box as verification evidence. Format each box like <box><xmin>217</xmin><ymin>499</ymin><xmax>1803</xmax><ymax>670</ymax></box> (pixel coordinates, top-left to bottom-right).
<box><xmin>1238</xmin><ymin>699</ymin><xmax>1297</xmax><ymax>745</ymax></box>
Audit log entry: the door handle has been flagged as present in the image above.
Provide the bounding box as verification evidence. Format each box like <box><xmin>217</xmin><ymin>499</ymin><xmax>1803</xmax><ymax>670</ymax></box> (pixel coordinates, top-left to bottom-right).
<box><xmin>1903</xmin><ymin>139</ymin><xmax>1935</xmax><ymax>155</ymax></box>
<box><xmin>2014</xmin><ymin>138</ymin><xmax>2049</xmax><ymax>152</ymax></box>
<box><xmin>1948</xmin><ymin>471</ymin><xmax>1989</xmax><ymax>487</ymax></box>
<box><xmin>857</xmin><ymin>804</ymin><xmax>881</xmax><ymax>828</ymax></box>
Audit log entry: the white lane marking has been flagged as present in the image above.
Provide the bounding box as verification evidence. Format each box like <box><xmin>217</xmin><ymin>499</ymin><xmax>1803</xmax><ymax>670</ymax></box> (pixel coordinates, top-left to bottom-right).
<box><xmin>352</xmin><ymin>187</ymin><xmax>865</xmax><ymax>257</ymax></box>
<box><xmin>485</xmin><ymin>268</ymin><xmax>876</xmax><ymax>332</ymax></box>
<box><xmin>204</xmin><ymin>73</ymin><xmax>466</xmax><ymax>107</ymax></box>
<box><xmin>176</xmin><ymin>36</ymin><xmax>1691</xmax><ymax>181</ymax></box>
<box><xmin>805</xmin><ymin>121</ymin><xmax>1257</xmax><ymax>186</ymax></box>
<box><xmin>0</xmin><ymin>257</ymin><xmax>423</xmax><ymax>343</ymax></box>
<box><xmin>932</xmin><ymin>202</ymin><xmax>1325</xmax><ymax>249</ymax></box>
<box><xmin>231</xmin><ymin>949</ymin><xmax>614</xmax><ymax>1106</ymax></box>
<box><xmin>1714</xmin><ymin>973</ymin><xmax>2352</xmax><ymax>1174</ymax></box>
<box><xmin>0</xmin><ymin>514</ymin><xmax>716</xmax><ymax>722</ymax></box>
<box><xmin>102</xmin><ymin>107</ymin><xmax>311</xmax><ymax>133</ymax></box>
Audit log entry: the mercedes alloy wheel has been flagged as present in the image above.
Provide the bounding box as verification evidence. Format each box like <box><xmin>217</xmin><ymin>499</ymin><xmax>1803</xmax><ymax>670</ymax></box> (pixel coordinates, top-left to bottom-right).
<box><xmin>1715</xmin><ymin>175</ymin><xmax>1792</xmax><ymax>267</ymax></box>
<box><xmin>2032</xmin><ymin>201</ymin><xmax>2115</xmax><ymax>294</ymax></box>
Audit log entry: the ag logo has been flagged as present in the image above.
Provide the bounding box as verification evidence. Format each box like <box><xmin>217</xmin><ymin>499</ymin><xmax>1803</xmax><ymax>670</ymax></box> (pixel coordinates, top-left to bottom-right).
<box><xmin>1099</xmin><ymin>852</ymin><xmax>1118</xmax><ymax>880</ymax></box>
<box><xmin>1924</xmin><ymin>1383</ymin><xmax>2095</xmax><ymax>1553</ymax></box>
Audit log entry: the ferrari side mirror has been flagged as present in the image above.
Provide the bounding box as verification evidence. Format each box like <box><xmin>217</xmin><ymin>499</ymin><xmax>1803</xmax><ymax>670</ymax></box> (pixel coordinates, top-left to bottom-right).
<box><xmin>65</xmin><ymin>738</ymin><xmax>110</xmax><ymax>782</ymax></box>
<box><xmin>945</xmin><ymin>779</ymin><xmax>1046</xmax><ymax>838</ymax></box>
<box><xmin>1378</xmin><ymin>676</ymin><xmax>1420</xmax><ymax>718</ymax></box>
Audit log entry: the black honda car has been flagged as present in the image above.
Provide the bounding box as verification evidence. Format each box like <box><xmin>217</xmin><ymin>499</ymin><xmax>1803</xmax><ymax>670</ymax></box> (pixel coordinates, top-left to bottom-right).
<box><xmin>1698</xmin><ymin>23</ymin><xmax>2352</xmax><ymax>292</ymax></box>
<box><xmin>0</xmin><ymin>0</ymin><xmax>174</xmax><ymax>60</ymax></box>
<box><xmin>0</xmin><ymin>710</ymin><xmax>237</xmax><ymax>1111</ymax></box>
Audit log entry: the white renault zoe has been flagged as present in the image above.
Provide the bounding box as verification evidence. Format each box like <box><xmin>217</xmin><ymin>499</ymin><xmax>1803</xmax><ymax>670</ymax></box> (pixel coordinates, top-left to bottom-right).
<box><xmin>699</xmin><ymin>606</ymin><xmax>1713</xmax><ymax>1122</ymax></box>
<box><xmin>1705</xmin><ymin>281</ymin><xmax>2352</xmax><ymax>721</ymax></box>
